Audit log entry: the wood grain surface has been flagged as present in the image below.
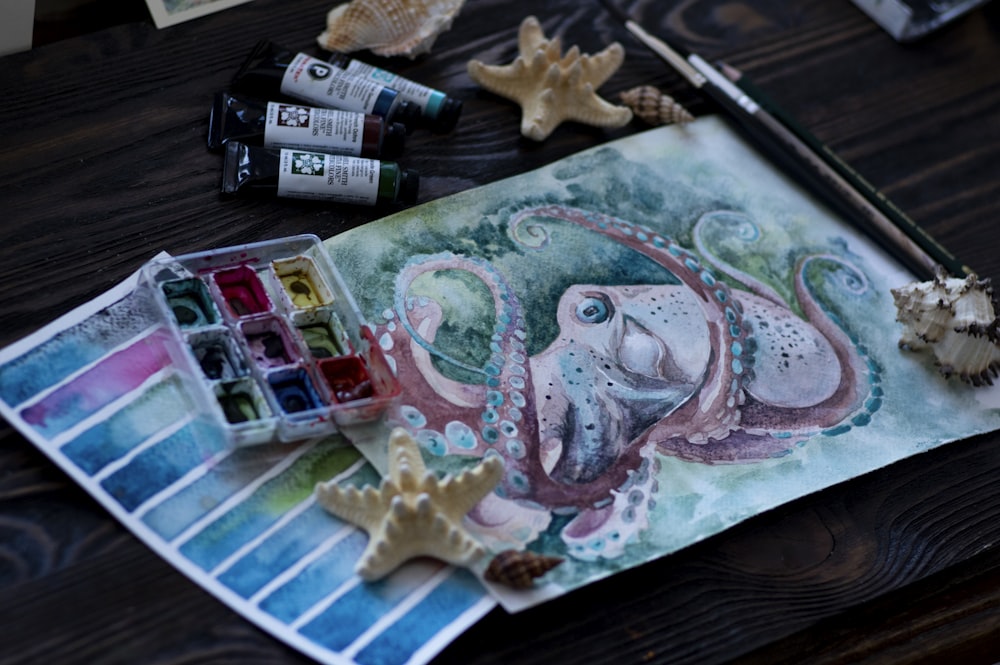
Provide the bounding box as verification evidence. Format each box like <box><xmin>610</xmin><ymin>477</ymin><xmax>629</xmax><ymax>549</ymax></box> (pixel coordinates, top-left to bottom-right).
<box><xmin>1</xmin><ymin>0</ymin><xmax>999</xmax><ymax>663</ymax></box>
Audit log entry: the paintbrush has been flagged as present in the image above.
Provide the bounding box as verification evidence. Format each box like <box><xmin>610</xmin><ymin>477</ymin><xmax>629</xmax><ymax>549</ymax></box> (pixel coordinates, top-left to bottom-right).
<box><xmin>597</xmin><ymin>0</ymin><xmax>963</xmax><ymax>279</ymax></box>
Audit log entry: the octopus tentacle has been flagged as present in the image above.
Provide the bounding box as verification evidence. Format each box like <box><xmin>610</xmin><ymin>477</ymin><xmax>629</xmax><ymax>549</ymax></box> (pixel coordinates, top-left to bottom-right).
<box><xmin>386</xmin><ymin>252</ymin><xmax>534</xmax><ymax>453</ymax></box>
<box><xmin>692</xmin><ymin>212</ymin><xmax>876</xmax><ymax>430</ymax></box>
<box><xmin>703</xmin><ymin>246</ymin><xmax>875</xmax><ymax>434</ymax></box>
<box><xmin>693</xmin><ymin>211</ymin><xmax>785</xmax><ymax>306</ymax></box>
<box><xmin>655</xmin><ymin>253</ymin><xmax>878</xmax><ymax>463</ymax></box>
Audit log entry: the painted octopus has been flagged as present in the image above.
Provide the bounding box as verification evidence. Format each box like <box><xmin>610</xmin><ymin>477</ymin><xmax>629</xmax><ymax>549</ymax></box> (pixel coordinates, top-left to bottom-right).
<box><xmin>372</xmin><ymin>205</ymin><xmax>881</xmax><ymax>560</ymax></box>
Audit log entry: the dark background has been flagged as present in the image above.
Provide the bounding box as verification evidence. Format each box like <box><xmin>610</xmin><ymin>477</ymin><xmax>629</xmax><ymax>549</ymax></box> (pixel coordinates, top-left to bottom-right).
<box><xmin>2</xmin><ymin>1</ymin><xmax>1000</xmax><ymax>663</ymax></box>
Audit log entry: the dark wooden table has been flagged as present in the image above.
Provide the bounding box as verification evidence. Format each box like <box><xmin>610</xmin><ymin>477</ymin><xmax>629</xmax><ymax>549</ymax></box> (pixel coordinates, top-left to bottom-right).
<box><xmin>2</xmin><ymin>0</ymin><xmax>1000</xmax><ymax>663</ymax></box>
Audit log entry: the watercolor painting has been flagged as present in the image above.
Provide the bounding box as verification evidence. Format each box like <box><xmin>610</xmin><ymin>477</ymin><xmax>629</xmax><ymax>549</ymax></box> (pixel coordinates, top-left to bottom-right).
<box><xmin>144</xmin><ymin>0</ymin><xmax>254</xmax><ymax>29</ymax></box>
<box><xmin>4</xmin><ymin>115</ymin><xmax>1000</xmax><ymax>661</ymax></box>
<box><xmin>0</xmin><ymin>262</ymin><xmax>495</xmax><ymax>665</ymax></box>
<box><xmin>324</xmin><ymin>116</ymin><xmax>1000</xmax><ymax>610</ymax></box>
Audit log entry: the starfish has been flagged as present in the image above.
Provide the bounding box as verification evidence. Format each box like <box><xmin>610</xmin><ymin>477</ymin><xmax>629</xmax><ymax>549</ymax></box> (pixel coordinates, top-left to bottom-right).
<box><xmin>467</xmin><ymin>15</ymin><xmax>633</xmax><ymax>141</ymax></box>
<box><xmin>315</xmin><ymin>427</ymin><xmax>504</xmax><ymax>581</ymax></box>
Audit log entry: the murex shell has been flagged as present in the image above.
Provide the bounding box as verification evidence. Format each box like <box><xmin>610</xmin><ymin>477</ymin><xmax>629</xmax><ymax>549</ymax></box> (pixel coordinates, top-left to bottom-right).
<box><xmin>317</xmin><ymin>0</ymin><xmax>466</xmax><ymax>59</ymax></box>
<box><xmin>892</xmin><ymin>268</ymin><xmax>1000</xmax><ymax>386</ymax></box>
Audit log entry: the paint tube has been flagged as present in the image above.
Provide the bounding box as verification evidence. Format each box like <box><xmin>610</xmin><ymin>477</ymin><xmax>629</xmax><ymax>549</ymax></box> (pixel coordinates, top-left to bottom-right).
<box><xmin>207</xmin><ymin>91</ymin><xmax>406</xmax><ymax>158</ymax></box>
<box><xmin>326</xmin><ymin>53</ymin><xmax>462</xmax><ymax>133</ymax></box>
<box><xmin>221</xmin><ymin>141</ymin><xmax>419</xmax><ymax>206</ymax></box>
<box><xmin>231</xmin><ymin>40</ymin><xmax>421</xmax><ymax>130</ymax></box>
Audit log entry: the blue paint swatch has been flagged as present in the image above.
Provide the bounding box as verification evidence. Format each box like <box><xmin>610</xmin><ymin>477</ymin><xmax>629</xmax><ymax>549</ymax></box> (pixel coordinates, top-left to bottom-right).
<box><xmin>354</xmin><ymin>569</ymin><xmax>487</xmax><ymax>665</ymax></box>
<box><xmin>298</xmin><ymin>565</ymin><xmax>440</xmax><ymax>651</ymax></box>
<box><xmin>259</xmin><ymin>529</ymin><xmax>368</xmax><ymax>624</ymax></box>
<box><xmin>218</xmin><ymin>502</ymin><xmax>349</xmax><ymax>599</ymax></box>
<box><xmin>62</xmin><ymin>377</ymin><xmax>190</xmax><ymax>475</ymax></box>
<box><xmin>100</xmin><ymin>419</ymin><xmax>225</xmax><ymax>512</ymax></box>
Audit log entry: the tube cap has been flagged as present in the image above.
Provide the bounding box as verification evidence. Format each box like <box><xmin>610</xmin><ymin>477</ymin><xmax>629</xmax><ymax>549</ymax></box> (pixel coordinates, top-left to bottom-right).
<box><xmin>399</xmin><ymin>169</ymin><xmax>420</xmax><ymax>204</ymax></box>
<box><xmin>381</xmin><ymin>122</ymin><xmax>407</xmax><ymax>158</ymax></box>
<box><xmin>429</xmin><ymin>96</ymin><xmax>463</xmax><ymax>133</ymax></box>
<box><xmin>391</xmin><ymin>100</ymin><xmax>422</xmax><ymax>132</ymax></box>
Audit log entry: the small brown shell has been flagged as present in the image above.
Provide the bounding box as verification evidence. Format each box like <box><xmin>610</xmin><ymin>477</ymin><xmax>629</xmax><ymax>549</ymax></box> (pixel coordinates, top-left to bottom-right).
<box><xmin>620</xmin><ymin>85</ymin><xmax>694</xmax><ymax>126</ymax></box>
<box><xmin>483</xmin><ymin>549</ymin><xmax>563</xmax><ymax>589</ymax></box>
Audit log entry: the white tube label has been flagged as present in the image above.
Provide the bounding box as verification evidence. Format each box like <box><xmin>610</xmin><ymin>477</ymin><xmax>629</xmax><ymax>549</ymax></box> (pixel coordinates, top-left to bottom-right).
<box><xmin>340</xmin><ymin>60</ymin><xmax>433</xmax><ymax>109</ymax></box>
<box><xmin>263</xmin><ymin>102</ymin><xmax>366</xmax><ymax>155</ymax></box>
<box><xmin>280</xmin><ymin>53</ymin><xmax>382</xmax><ymax>114</ymax></box>
<box><xmin>276</xmin><ymin>150</ymin><xmax>380</xmax><ymax>205</ymax></box>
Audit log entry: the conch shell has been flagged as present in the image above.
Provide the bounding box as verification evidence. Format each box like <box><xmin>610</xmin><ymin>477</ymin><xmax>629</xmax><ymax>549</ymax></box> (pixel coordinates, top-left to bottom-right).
<box><xmin>317</xmin><ymin>0</ymin><xmax>466</xmax><ymax>59</ymax></box>
<box><xmin>620</xmin><ymin>85</ymin><xmax>694</xmax><ymax>126</ymax></box>
<box><xmin>467</xmin><ymin>15</ymin><xmax>632</xmax><ymax>141</ymax></box>
<box><xmin>892</xmin><ymin>268</ymin><xmax>1000</xmax><ymax>386</ymax></box>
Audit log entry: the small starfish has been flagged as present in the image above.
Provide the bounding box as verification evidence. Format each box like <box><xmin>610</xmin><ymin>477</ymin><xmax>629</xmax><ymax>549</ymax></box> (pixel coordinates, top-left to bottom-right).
<box><xmin>467</xmin><ymin>15</ymin><xmax>633</xmax><ymax>141</ymax></box>
<box><xmin>315</xmin><ymin>427</ymin><xmax>504</xmax><ymax>581</ymax></box>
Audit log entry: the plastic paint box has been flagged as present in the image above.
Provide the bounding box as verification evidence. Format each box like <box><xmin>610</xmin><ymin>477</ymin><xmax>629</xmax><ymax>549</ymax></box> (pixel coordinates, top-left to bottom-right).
<box><xmin>139</xmin><ymin>234</ymin><xmax>399</xmax><ymax>446</ymax></box>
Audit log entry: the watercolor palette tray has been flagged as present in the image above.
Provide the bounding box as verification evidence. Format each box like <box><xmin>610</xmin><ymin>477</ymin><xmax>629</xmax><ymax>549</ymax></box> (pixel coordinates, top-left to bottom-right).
<box><xmin>139</xmin><ymin>234</ymin><xmax>399</xmax><ymax>447</ymax></box>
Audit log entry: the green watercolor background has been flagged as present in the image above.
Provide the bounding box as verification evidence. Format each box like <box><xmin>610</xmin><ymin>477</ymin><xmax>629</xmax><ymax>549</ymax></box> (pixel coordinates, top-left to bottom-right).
<box><xmin>325</xmin><ymin>116</ymin><xmax>1000</xmax><ymax>605</ymax></box>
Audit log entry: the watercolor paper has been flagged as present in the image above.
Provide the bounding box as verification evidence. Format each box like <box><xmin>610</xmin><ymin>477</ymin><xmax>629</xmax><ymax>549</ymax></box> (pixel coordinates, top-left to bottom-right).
<box><xmin>0</xmin><ymin>258</ymin><xmax>495</xmax><ymax>665</ymax></box>
<box><xmin>4</xmin><ymin>116</ymin><xmax>1000</xmax><ymax>662</ymax></box>
<box><xmin>322</xmin><ymin>116</ymin><xmax>1000</xmax><ymax>611</ymax></box>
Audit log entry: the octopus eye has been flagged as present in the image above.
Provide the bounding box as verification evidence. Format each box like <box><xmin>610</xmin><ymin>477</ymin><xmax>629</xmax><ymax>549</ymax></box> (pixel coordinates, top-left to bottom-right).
<box><xmin>575</xmin><ymin>295</ymin><xmax>613</xmax><ymax>325</ymax></box>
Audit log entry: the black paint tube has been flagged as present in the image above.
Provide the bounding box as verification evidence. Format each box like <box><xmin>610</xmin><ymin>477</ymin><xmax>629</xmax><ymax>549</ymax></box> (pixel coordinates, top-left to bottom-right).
<box><xmin>231</xmin><ymin>40</ymin><xmax>421</xmax><ymax>130</ymax></box>
<box><xmin>208</xmin><ymin>91</ymin><xmax>406</xmax><ymax>159</ymax></box>
<box><xmin>327</xmin><ymin>53</ymin><xmax>462</xmax><ymax>133</ymax></box>
<box><xmin>221</xmin><ymin>141</ymin><xmax>419</xmax><ymax>206</ymax></box>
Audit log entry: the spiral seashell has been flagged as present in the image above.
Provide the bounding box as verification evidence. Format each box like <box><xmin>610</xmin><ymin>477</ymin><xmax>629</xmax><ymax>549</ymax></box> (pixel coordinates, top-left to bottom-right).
<box><xmin>619</xmin><ymin>85</ymin><xmax>694</xmax><ymax>126</ymax></box>
<box><xmin>317</xmin><ymin>0</ymin><xmax>466</xmax><ymax>59</ymax></box>
<box><xmin>892</xmin><ymin>268</ymin><xmax>1000</xmax><ymax>386</ymax></box>
<box><xmin>483</xmin><ymin>549</ymin><xmax>563</xmax><ymax>589</ymax></box>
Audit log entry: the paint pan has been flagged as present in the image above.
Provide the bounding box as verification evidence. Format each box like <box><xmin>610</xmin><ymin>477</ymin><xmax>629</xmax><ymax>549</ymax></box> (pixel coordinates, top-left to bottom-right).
<box><xmin>272</xmin><ymin>255</ymin><xmax>335</xmax><ymax>309</ymax></box>
<box><xmin>265</xmin><ymin>366</ymin><xmax>337</xmax><ymax>441</ymax></box>
<box><xmin>162</xmin><ymin>278</ymin><xmax>219</xmax><ymax>328</ymax></box>
<box><xmin>187</xmin><ymin>329</ymin><xmax>249</xmax><ymax>381</ymax></box>
<box><xmin>267</xmin><ymin>367</ymin><xmax>324</xmax><ymax>414</ymax></box>
<box><xmin>292</xmin><ymin>307</ymin><xmax>352</xmax><ymax>359</ymax></box>
<box><xmin>324</xmin><ymin>327</ymin><xmax>402</xmax><ymax>427</ymax></box>
<box><xmin>240</xmin><ymin>316</ymin><xmax>299</xmax><ymax>369</ymax></box>
<box><xmin>319</xmin><ymin>355</ymin><xmax>374</xmax><ymax>404</ymax></box>
<box><xmin>213</xmin><ymin>265</ymin><xmax>273</xmax><ymax>318</ymax></box>
<box><xmin>214</xmin><ymin>378</ymin><xmax>271</xmax><ymax>426</ymax></box>
<box><xmin>139</xmin><ymin>234</ymin><xmax>400</xmax><ymax>447</ymax></box>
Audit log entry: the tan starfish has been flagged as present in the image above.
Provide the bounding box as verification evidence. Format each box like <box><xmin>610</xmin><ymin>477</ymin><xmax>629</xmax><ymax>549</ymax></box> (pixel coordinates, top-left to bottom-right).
<box><xmin>315</xmin><ymin>427</ymin><xmax>504</xmax><ymax>581</ymax></box>
<box><xmin>467</xmin><ymin>15</ymin><xmax>633</xmax><ymax>141</ymax></box>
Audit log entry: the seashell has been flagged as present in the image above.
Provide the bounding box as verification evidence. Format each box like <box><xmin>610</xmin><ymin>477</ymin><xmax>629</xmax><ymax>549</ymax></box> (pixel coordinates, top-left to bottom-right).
<box><xmin>315</xmin><ymin>427</ymin><xmax>504</xmax><ymax>580</ymax></box>
<box><xmin>317</xmin><ymin>0</ymin><xmax>466</xmax><ymax>59</ymax></box>
<box><xmin>619</xmin><ymin>85</ymin><xmax>694</xmax><ymax>126</ymax></box>
<box><xmin>483</xmin><ymin>549</ymin><xmax>563</xmax><ymax>589</ymax></box>
<box><xmin>892</xmin><ymin>267</ymin><xmax>1000</xmax><ymax>386</ymax></box>
<box><xmin>467</xmin><ymin>15</ymin><xmax>633</xmax><ymax>141</ymax></box>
